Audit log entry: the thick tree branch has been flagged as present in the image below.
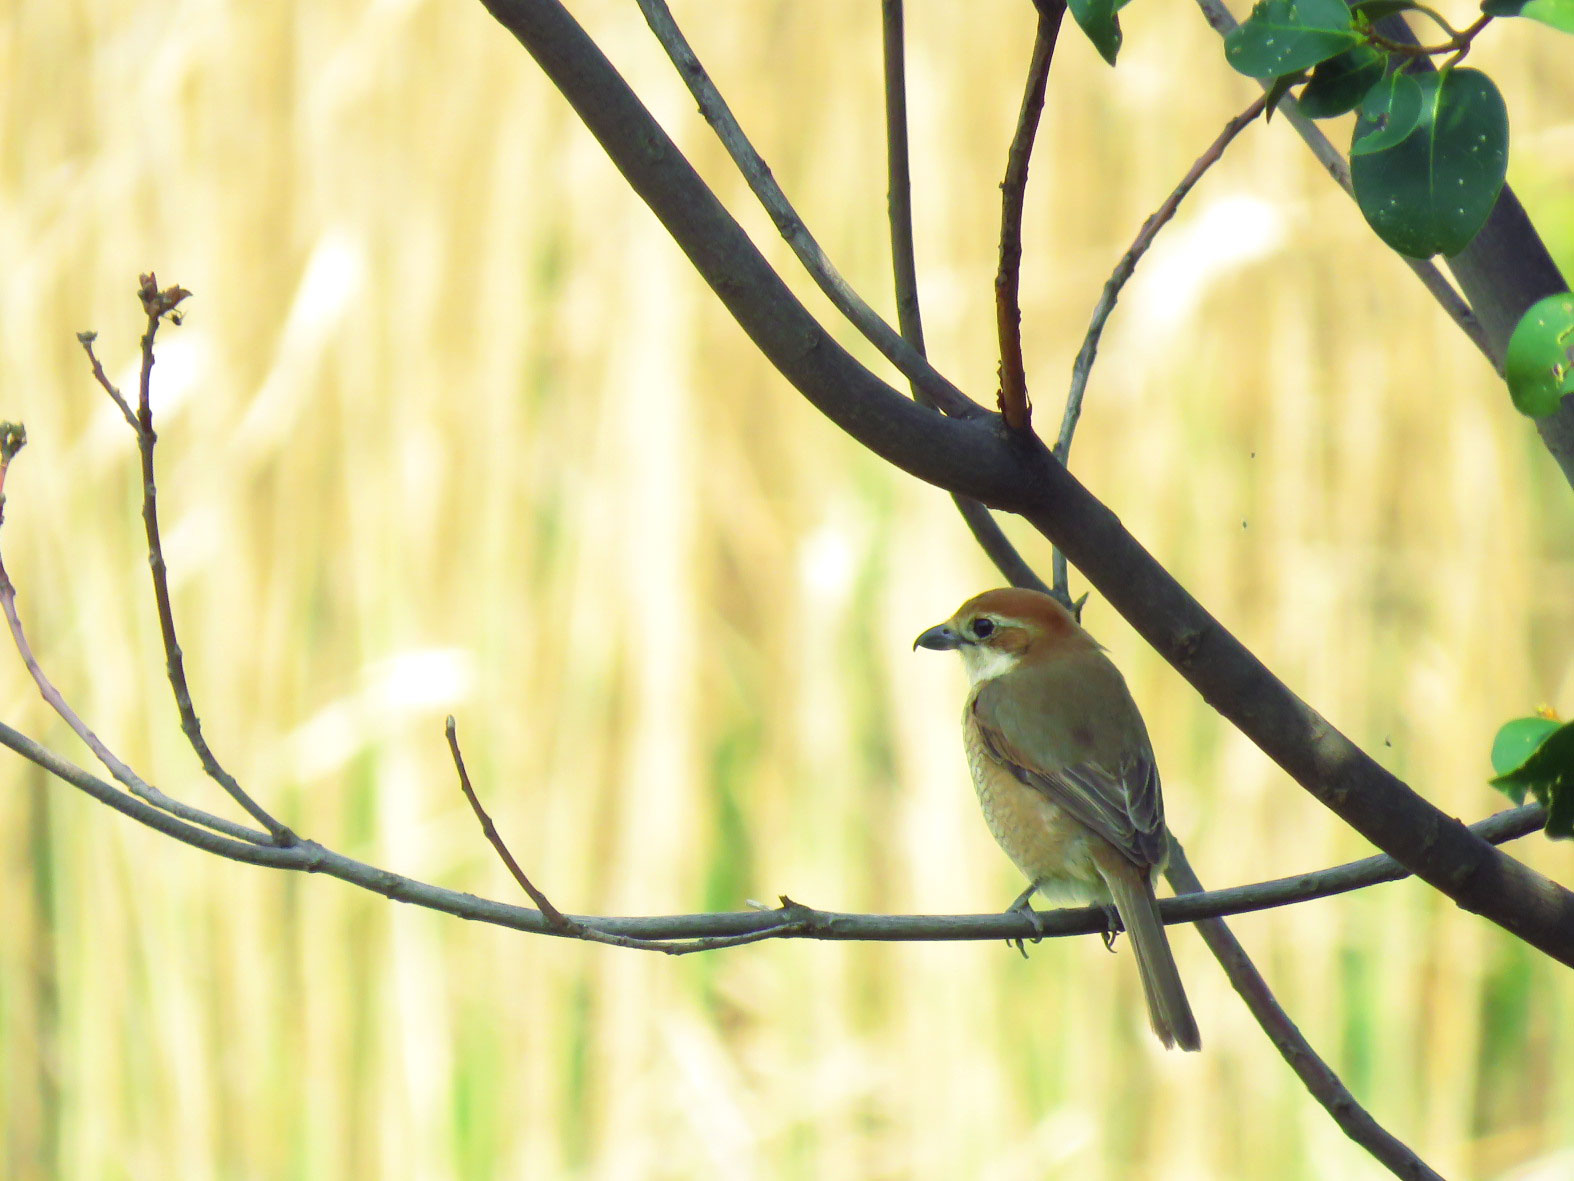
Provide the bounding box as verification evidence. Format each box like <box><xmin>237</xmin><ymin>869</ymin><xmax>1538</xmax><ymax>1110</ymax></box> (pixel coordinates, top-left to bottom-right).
<box><xmin>475</xmin><ymin>0</ymin><xmax>1574</xmax><ymax>963</ymax></box>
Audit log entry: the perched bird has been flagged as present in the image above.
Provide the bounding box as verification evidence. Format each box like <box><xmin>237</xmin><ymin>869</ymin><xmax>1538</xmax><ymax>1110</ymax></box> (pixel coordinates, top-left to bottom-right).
<box><xmin>915</xmin><ymin>587</ymin><xmax>1200</xmax><ymax>1051</ymax></box>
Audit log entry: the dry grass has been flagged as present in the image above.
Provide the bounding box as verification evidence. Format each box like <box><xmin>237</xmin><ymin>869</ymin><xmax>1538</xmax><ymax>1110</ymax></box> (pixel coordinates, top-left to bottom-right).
<box><xmin>1</xmin><ymin>0</ymin><xmax>1572</xmax><ymax>1177</ymax></box>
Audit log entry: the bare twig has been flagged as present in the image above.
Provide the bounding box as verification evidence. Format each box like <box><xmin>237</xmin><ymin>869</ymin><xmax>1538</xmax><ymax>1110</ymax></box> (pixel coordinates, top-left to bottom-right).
<box><xmin>881</xmin><ymin>0</ymin><xmax>1051</xmax><ymax>597</ymax></box>
<box><xmin>79</xmin><ymin>276</ymin><xmax>297</xmax><ymax>847</ymax></box>
<box><xmin>1060</xmin><ymin>93</ymin><xmax>1266</xmax><ymax>466</ymax></box>
<box><xmin>882</xmin><ymin>0</ymin><xmax>925</xmax><ymax>359</ymax></box>
<box><xmin>994</xmin><ymin>0</ymin><xmax>1064</xmax><ymax>433</ymax></box>
<box><xmin>1052</xmin><ymin>93</ymin><xmax>1265</xmax><ymax>601</ymax></box>
<box><xmin>633</xmin><ymin>0</ymin><xmax>983</xmax><ymax>421</ymax></box>
<box><xmin>0</xmin><ymin>431</ymin><xmax>273</xmax><ymax>846</ymax></box>
<box><xmin>445</xmin><ymin>717</ymin><xmax>809</xmax><ymax>954</ymax></box>
<box><xmin>446</xmin><ymin>716</ymin><xmax>574</xmax><ymax>927</ymax></box>
<box><xmin>74</xmin><ymin>335</ymin><xmax>138</xmax><ymax>430</ymax></box>
<box><xmin>1167</xmin><ymin>841</ymin><xmax>1445</xmax><ymax>1181</ymax></box>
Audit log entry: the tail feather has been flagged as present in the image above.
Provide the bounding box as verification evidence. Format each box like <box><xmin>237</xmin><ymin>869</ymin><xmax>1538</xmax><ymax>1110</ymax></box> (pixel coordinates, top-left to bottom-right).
<box><xmin>1099</xmin><ymin>855</ymin><xmax>1200</xmax><ymax>1052</ymax></box>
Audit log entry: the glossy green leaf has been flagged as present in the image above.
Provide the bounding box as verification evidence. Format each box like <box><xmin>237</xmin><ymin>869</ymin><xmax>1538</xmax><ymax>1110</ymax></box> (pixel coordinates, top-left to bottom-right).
<box><xmin>1349</xmin><ymin>67</ymin><xmax>1509</xmax><ymax>258</ymax></box>
<box><xmin>1225</xmin><ymin>0</ymin><xmax>1363</xmax><ymax>77</ymax></box>
<box><xmin>1505</xmin><ymin>293</ymin><xmax>1574</xmax><ymax>416</ymax></box>
<box><xmin>1263</xmin><ymin>71</ymin><xmax>1306</xmax><ymax>121</ymax></box>
<box><xmin>1491</xmin><ymin>716</ymin><xmax>1563</xmax><ymax>778</ymax></box>
<box><xmin>1491</xmin><ymin>718</ymin><xmax>1574</xmax><ymax>840</ymax></box>
<box><xmin>1482</xmin><ymin>0</ymin><xmax>1574</xmax><ymax>34</ymax></box>
<box><xmin>1068</xmin><ymin>0</ymin><xmax>1128</xmax><ymax>65</ymax></box>
<box><xmin>1298</xmin><ymin>46</ymin><xmax>1386</xmax><ymax>118</ymax></box>
<box><xmin>1349</xmin><ymin>68</ymin><xmax>1423</xmax><ymax>156</ymax></box>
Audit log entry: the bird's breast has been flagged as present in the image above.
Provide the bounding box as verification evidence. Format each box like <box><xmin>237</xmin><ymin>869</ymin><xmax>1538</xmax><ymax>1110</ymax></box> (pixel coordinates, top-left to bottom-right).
<box><xmin>962</xmin><ymin>701</ymin><xmax>1108</xmax><ymax>904</ymax></box>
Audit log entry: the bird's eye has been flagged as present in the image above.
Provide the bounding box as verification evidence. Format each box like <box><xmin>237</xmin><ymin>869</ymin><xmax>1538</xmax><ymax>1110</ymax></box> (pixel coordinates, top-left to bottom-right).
<box><xmin>970</xmin><ymin>617</ymin><xmax>995</xmax><ymax>639</ymax></box>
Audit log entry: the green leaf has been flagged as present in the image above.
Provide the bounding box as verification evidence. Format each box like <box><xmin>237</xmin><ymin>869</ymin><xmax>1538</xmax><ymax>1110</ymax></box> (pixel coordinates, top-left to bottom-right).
<box><xmin>1349</xmin><ymin>67</ymin><xmax>1509</xmax><ymax>258</ymax></box>
<box><xmin>1490</xmin><ymin>716</ymin><xmax>1563</xmax><ymax>778</ymax></box>
<box><xmin>1490</xmin><ymin>718</ymin><xmax>1574</xmax><ymax>839</ymax></box>
<box><xmin>1298</xmin><ymin>46</ymin><xmax>1386</xmax><ymax>118</ymax></box>
<box><xmin>1068</xmin><ymin>0</ymin><xmax>1128</xmax><ymax>65</ymax></box>
<box><xmin>1349</xmin><ymin>68</ymin><xmax>1423</xmax><ymax>156</ymax></box>
<box><xmin>1263</xmin><ymin>71</ymin><xmax>1306</xmax><ymax>121</ymax></box>
<box><xmin>1482</xmin><ymin>0</ymin><xmax>1574</xmax><ymax>34</ymax></box>
<box><xmin>1505</xmin><ymin>294</ymin><xmax>1574</xmax><ymax>416</ymax></box>
<box><xmin>1225</xmin><ymin>0</ymin><xmax>1363</xmax><ymax>77</ymax></box>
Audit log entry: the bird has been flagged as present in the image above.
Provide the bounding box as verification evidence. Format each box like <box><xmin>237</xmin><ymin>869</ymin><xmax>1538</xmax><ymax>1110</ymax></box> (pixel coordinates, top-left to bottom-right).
<box><xmin>914</xmin><ymin>587</ymin><xmax>1200</xmax><ymax>1051</ymax></box>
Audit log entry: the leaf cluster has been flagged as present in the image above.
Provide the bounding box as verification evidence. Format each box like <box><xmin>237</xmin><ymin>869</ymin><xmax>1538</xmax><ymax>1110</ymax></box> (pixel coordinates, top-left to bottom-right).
<box><xmin>1068</xmin><ymin>0</ymin><xmax>1574</xmax><ymax>419</ymax></box>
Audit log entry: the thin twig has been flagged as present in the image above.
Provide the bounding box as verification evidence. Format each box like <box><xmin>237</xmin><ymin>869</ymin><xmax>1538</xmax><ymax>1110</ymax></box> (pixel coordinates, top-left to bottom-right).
<box><xmin>75</xmin><ymin>334</ymin><xmax>138</xmax><ymax>430</ymax></box>
<box><xmin>882</xmin><ymin>0</ymin><xmax>925</xmax><ymax>358</ymax></box>
<box><xmin>0</xmin><ymin>430</ymin><xmax>273</xmax><ymax>846</ymax></box>
<box><xmin>84</xmin><ymin>276</ymin><xmax>297</xmax><ymax>847</ymax></box>
<box><xmin>881</xmin><ymin>0</ymin><xmax>1051</xmax><ymax>598</ymax></box>
<box><xmin>1167</xmin><ymin>841</ymin><xmax>1445</xmax><ymax>1181</ymax></box>
<box><xmin>445</xmin><ymin>717</ymin><xmax>809</xmax><ymax>954</ymax></box>
<box><xmin>446</xmin><ymin>716</ymin><xmax>574</xmax><ymax>927</ymax></box>
<box><xmin>1061</xmin><ymin>93</ymin><xmax>1266</xmax><ymax>466</ymax></box>
<box><xmin>994</xmin><ymin>0</ymin><xmax>1064</xmax><ymax>433</ymax></box>
<box><xmin>1052</xmin><ymin>94</ymin><xmax>1266</xmax><ymax>600</ymax></box>
<box><xmin>634</xmin><ymin>0</ymin><xmax>984</xmax><ymax>421</ymax></box>
<box><xmin>1190</xmin><ymin>0</ymin><xmax>1490</xmax><ymax>361</ymax></box>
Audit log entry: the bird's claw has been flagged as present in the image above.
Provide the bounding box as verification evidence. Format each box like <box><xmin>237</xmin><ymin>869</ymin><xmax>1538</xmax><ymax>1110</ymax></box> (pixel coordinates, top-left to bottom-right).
<box><xmin>1099</xmin><ymin>904</ymin><xmax>1124</xmax><ymax>953</ymax></box>
<box><xmin>1005</xmin><ymin>884</ymin><xmax>1047</xmax><ymax>957</ymax></box>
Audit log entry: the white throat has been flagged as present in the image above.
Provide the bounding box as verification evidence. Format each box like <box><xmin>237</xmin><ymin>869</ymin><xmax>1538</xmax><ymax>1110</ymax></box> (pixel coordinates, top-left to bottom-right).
<box><xmin>959</xmin><ymin>643</ymin><xmax>1021</xmax><ymax>686</ymax></box>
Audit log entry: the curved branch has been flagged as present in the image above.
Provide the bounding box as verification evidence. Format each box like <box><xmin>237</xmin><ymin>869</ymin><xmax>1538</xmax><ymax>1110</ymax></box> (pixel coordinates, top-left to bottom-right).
<box><xmin>475</xmin><ymin>0</ymin><xmax>1574</xmax><ymax>964</ymax></box>
<box><xmin>2</xmin><ymin>715</ymin><xmax>1544</xmax><ymax>945</ymax></box>
<box><xmin>1054</xmin><ymin>92</ymin><xmax>1266</xmax><ymax>600</ymax></box>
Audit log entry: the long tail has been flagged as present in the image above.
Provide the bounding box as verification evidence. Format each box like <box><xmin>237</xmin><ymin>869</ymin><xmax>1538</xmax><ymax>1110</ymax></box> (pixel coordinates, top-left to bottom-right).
<box><xmin>1098</xmin><ymin>853</ymin><xmax>1201</xmax><ymax>1052</ymax></box>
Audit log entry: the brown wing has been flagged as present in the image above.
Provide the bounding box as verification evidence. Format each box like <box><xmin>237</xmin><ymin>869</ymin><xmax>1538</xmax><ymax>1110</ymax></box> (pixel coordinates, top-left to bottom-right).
<box><xmin>971</xmin><ymin>659</ymin><xmax>1167</xmax><ymax>868</ymax></box>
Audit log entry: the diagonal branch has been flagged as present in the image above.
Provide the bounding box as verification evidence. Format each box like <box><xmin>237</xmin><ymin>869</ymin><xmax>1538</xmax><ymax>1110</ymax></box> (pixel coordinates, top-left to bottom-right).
<box><xmin>475</xmin><ymin>0</ymin><xmax>1574</xmax><ymax>964</ymax></box>
<box><xmin>445</xmin><ymin>717</ymin><xmax>808</xmax><ymax>953</ymax></box>
<box><xmin>634</xmin><ymin>0</ymin><xmax>982</xmax><ymax>421</ymax></box>
<box><xmin>880</xmin><ymin>0</ymin><xmax>1049</xmax><ymax>596</ymax></box>
<box><xmin>1167</xmin><ymin>841</ymin><xmax>1445</xmax><ymax>1181</ymax></box>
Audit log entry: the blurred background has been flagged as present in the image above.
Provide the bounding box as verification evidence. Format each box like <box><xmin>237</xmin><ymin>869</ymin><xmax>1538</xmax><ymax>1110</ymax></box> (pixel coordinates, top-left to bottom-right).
<box><xmin>2</xmin><ymin>0</ymin><xmax>1572</xmax><ymax>1177</ymax></box>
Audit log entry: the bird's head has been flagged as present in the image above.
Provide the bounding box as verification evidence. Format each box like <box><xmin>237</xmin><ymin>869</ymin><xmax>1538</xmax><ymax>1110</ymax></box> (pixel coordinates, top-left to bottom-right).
<box><xmin>913</xmin><ymin>587</ymin><xmax>1094</xmax><ymax>685</ymax></box>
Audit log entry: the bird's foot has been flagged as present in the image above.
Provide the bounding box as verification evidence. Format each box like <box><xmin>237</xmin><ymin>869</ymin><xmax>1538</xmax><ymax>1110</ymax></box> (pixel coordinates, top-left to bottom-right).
<box><xmin>1099</xmin><ymin>903</ymin><xmax>1124</xmax><ymax>953</ymax></box>
<box><xmin>1006</xmin><ymin>885</ymin><xmax>1047</xmax><ymax>959</ymax></box>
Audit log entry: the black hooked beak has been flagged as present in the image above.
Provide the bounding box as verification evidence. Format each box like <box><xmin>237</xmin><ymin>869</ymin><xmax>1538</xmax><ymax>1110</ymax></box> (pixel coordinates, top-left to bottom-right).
<box><xmin>913</xmin><ymin>623</ymin><xmax>963</xmax><ymax>652</ymax></box>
